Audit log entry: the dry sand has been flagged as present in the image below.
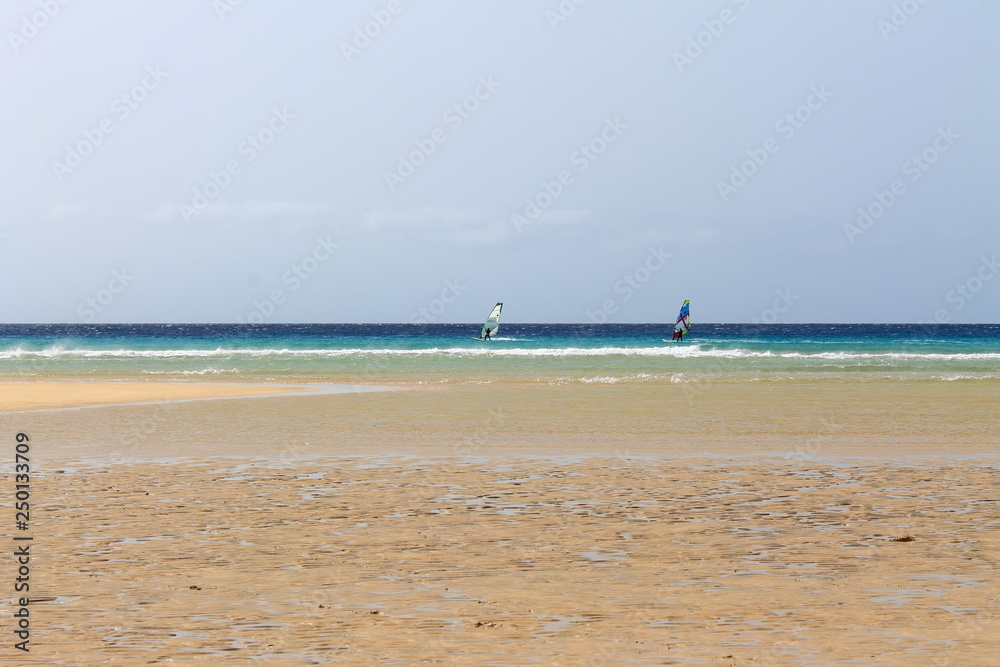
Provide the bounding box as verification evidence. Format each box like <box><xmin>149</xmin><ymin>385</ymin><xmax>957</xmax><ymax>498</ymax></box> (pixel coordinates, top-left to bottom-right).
<box><xmin>3</xmin><ymin>380</ymin><xmax>999</xmax><ymax>665</ymax></box>
<box><xmin>0</xmin><ymin>381</ymin><xmax>307</xmax><ymax>412</ymax></box>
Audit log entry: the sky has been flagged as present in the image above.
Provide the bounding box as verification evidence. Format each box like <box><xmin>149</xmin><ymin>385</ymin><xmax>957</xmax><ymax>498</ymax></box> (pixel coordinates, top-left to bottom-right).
<box><xmin>2</xmin><ymin>0</ymin><xmax>998</xmax><ymax>324</ymax></box>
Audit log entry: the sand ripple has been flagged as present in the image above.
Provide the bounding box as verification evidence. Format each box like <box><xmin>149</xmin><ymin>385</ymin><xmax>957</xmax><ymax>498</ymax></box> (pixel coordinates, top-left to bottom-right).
<box><xmin>23</xmin><ymin>457</ymin><xmax>1000</xmax><ymax>665</ymax></box>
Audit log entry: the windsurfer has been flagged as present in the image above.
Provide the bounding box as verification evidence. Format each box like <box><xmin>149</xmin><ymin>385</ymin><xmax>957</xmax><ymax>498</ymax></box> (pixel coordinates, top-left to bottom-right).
<box><xmin>484</xmin><ymin>327</ymin><xmax>492</xmax><ymax>340</ymax></box>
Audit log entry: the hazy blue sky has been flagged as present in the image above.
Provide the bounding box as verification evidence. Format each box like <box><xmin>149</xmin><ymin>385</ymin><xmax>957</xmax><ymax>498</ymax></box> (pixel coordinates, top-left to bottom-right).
<box><xmin>2</xmin><ymin>1</ymin><xmax>998</xmax><ymax>323</ymax></box>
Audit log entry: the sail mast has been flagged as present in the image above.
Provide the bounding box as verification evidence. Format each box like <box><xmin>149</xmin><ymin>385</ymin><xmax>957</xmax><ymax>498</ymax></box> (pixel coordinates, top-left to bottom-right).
<box><xmin>480</xmin><ymin>302</ymin><xmax>502</xmax><ymax>339</ymax></box>
<box><xmin>672</xmin><ymin>300</ymin><xmax>690</xmax><ymax>340</ymax></box>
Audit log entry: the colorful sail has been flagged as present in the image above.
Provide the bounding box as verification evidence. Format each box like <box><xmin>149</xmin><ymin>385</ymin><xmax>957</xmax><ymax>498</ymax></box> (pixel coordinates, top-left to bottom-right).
<box><xmin>672</xmin><ymin>300</ymin><xmax>690</xmax><ymax>340</ymax></box>
<box><xmin>480</xmin><ymin>302</ymin><xmax>502</xmax><ymax>339</ymax></box>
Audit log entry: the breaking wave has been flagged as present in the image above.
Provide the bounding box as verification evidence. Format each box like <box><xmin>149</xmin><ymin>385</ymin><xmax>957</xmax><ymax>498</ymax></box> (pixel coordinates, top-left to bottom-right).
<box><xmin>4</xmin><ymin>344</ymin><xmax>1000</xmax><ymax>361</ymax></box>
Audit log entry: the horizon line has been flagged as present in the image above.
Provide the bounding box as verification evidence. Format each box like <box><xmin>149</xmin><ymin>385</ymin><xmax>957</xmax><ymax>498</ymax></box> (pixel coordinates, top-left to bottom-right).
<box><xmin>1</xmin><ymin>322</ymin><xmax>998</xmax><ymax>327</ymax></box>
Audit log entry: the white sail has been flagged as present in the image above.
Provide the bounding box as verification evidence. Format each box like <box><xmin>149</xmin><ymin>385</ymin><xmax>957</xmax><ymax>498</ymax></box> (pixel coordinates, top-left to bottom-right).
<box><xmin>480</xmin><ymin>302</ymin><xmax>502</xmax><ymax>339</ymax></box>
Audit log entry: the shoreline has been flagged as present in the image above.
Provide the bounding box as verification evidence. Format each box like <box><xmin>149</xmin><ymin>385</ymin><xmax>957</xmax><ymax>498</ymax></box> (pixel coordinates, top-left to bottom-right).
<box><xmin>0</xmin><ymin>380</ymin><xmax>397</xmax><ymax>413</ymax></box>
<box><xmin>5</xmin><ymin>377</ymin><xmax>999</xmax><ymax>458</ymax></box>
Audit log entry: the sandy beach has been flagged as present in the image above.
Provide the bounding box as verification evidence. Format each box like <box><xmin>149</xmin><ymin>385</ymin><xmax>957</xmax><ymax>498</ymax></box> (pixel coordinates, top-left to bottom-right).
<box><xmin>6</xmin><ymin>0</ymin><xmax>998</xmax><ymax>661</ymax></box>
<box><xmin>0</xmin><ymin>381</ymin><xmax>308</xmax><ymax>412</ymax></box>
<box><xmin>3</xmin><ymin>379</ymin><xmax>999</xmax><ymax>665</ymax></box>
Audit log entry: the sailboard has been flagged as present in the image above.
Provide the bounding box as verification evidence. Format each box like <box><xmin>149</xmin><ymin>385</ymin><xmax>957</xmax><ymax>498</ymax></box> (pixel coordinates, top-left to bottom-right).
<box><xmin>476</xmin><ymin>302</ymin><xmax>503</xmax><ymax>340</ymax></box>
<box><xmin>669</xmin><ymin>300</ymin><xmax>690</xmax><ymax>342</ymax></box>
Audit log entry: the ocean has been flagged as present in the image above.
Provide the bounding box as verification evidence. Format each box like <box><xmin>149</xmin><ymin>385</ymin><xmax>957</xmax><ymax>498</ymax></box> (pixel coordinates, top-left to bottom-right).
<box><xmin>2</xmin><ymin>323</ymin><xmax>998</xmax><ymax>385</ymax></box>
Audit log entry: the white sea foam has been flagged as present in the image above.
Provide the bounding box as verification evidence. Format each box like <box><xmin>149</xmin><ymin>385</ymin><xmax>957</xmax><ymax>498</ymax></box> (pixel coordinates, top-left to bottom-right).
<box><xmin>140</xmin><ymin>367</ymin><xmax>240</xmax><ymax>375</ymax></box>
<box><xmin>3</xmin><ymin>344</ymin><xmax>1000</xmax><ymax>362</ymax></box>
<box><xmin>577</xmin><ymin>373</ymin><xmax>657</xmax><ymax>384</ymax></box>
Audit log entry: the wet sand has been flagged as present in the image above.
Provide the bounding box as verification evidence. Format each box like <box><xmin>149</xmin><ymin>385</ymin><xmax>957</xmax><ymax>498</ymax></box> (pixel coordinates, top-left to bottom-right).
<box><xmin>19</xmin><ymin>457</ymin><xmax>1000</xmax><ymax>666</ymax></box>
<box><xmin>4</xmin><ymin>379</ymin><xmax>999</xmax><ymax>665</ymax></box>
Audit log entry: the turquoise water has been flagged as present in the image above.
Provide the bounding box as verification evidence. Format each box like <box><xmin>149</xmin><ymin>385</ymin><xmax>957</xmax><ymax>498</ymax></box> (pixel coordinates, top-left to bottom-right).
<box><xmin>1</xmin><ymin>323</ymin><xmax>999</xmax><ymax>384</ymax></box>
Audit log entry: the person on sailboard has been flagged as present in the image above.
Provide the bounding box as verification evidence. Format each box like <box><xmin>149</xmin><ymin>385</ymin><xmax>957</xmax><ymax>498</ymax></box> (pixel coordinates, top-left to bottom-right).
<box><xmin>674</xmin><ymin>329</ymin><xmax>683</xmax><ymax>342</ymax></box>
<box><xmin>483</xmin><ymin>327</ymin><xmax>492</xmax><ymax>340</ymax></box>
